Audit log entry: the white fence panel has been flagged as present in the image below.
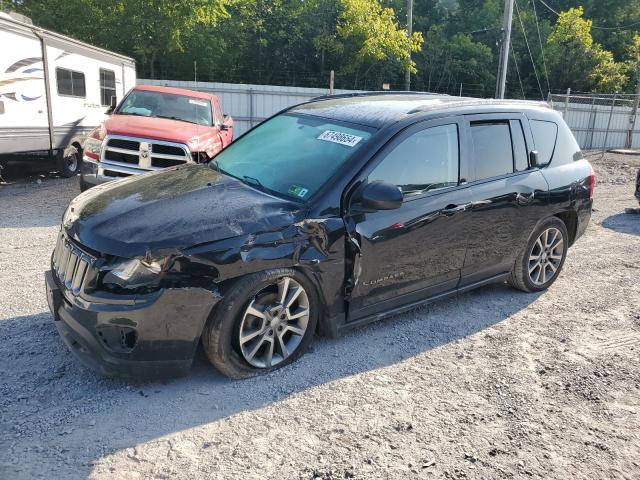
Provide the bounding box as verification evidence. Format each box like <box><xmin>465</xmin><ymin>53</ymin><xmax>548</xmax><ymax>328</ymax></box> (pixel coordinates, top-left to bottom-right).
<box><xmin>138</xmin><ymin>79</ymin><xmax>361</xmax><ymax>136</ymax></box>
<box><xmin>550</xmin><ymin>93</ymin><xmax>640</xmax><ymax>150</ymax></box>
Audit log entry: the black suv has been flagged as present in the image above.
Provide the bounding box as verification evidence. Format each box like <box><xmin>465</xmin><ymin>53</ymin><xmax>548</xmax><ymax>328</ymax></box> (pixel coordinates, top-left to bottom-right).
<box><xmin>45</xmin><ymin>93</ymin><xmax>594</xmax><ymax>378</ymax></box>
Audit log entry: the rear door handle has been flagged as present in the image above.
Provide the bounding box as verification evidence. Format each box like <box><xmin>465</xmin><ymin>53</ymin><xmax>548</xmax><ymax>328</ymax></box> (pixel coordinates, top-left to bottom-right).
<box><xmin>442</xmin><ymin>203</ymin><xmax>470</xmax><ymax>216</ymax></box>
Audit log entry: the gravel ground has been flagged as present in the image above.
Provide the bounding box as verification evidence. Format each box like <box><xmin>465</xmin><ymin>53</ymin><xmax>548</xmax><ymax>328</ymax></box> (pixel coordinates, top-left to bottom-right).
<box><xmin>1</xmin><ymin>153</ymin><xmax>639</xmax><ymax>479</ymax></box>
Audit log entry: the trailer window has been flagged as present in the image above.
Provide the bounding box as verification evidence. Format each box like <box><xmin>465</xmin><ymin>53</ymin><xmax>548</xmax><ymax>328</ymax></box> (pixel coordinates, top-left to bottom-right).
<box><xmin>100</xmin><ymin>69</ymin><xmax>116</xmax><ymax>106</ymax></box>
<box><xmin>56</xmin><ymin>68</ymin><xmax>86</xmax><ymax>97</ymax></box>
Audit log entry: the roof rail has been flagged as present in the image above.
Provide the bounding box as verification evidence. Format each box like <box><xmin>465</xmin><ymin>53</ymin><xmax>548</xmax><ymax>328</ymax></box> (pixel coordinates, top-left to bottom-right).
<box><xmin>308</xmin><ymin>90</ymin><xmax>449</xmax><ymax>102</ymax></box>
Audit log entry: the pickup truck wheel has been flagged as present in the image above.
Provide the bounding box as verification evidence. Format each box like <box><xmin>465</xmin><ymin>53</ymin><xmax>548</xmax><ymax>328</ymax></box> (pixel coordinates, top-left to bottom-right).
<box><xmin>57</xmin><ymin>147</ymin><xmax>80</xmax><ymax>178</ymax></box>
<box><xmin>509</xmin><ymin>217</ymin><xmax>569</xmax><ymax>293</ymax></box>
<box><xmin>202</xmin><ymin>269</ymin><xmax>318</xmax><ymax>379</ymax></box>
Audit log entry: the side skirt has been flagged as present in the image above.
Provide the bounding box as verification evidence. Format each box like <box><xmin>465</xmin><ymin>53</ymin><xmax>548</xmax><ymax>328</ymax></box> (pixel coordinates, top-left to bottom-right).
<box><xmin>335</xmin><ymin>272</ymin><xmax>511</xmax><ymax>336</ymax></box>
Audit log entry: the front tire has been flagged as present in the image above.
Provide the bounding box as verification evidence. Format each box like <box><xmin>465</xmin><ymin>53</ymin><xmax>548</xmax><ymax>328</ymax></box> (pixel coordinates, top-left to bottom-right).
<box><xmin>509</xmin><ymin>217</ymin><xmax>569</xmax><ymax>293</ymax></box>
<box><xmin>202</xmin><ymin>269</ymin><xmax>318</xmax><ymax>379</ymax></box>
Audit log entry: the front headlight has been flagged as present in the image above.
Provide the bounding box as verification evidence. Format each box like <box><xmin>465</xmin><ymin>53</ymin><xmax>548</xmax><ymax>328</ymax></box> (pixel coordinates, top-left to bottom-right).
<box><xmin>103</xmin><ymin>258</ymin><xmax>164</xmax><ymax>290</ymax></box>
<box><xmin>84</xmin><ymin>137</ymin><xmax>103</xmax><ymax>160</ymax></box>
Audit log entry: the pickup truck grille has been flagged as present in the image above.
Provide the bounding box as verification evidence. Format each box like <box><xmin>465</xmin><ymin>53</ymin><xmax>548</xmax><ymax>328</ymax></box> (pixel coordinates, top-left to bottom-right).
<box><xmin>101</xmin><ymin>135</ymin><xmax>192</xmax><ymax>175</ymax></box>
<box><xmin>51</xmin><ymin>232</ymin><xmax>98</xmax><ymax>296</ymax></box>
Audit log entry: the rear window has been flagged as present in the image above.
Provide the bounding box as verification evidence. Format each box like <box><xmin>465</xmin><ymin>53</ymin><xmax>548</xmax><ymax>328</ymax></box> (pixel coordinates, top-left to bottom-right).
<box><xmin>530</xmin><ymin>120</ymin><xmax>558</xmax><ymax>166</ymax></box>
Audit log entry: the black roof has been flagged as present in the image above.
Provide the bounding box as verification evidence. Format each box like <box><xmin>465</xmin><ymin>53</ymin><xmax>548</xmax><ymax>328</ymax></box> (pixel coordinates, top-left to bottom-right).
<box><xmin>289</xmin><ymin>93</ymin><xmax>551</xmax><ymax>129</ymax></box>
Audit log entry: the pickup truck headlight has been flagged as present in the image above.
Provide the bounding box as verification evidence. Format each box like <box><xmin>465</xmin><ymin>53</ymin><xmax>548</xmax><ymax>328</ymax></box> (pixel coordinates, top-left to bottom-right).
<box><xmin>103</xmin><ymin>258</ymin><xmax>164</xmax><ymax>290</ymax></box>
<box><xmin>83</xmin><ymin>124</ymin><xmax>106</xmax><ymax>161</ymax></box>
<box><xmin>84</xmin><ymin>137</ymin><xmax>103</xmax><ymax>161</ymax></box>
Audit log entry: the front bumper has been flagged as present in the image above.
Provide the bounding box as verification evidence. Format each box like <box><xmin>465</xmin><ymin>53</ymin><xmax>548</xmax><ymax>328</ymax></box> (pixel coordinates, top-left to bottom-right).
<box><xmin>80</xmin><ymin>156</ymin><xmax>155</xmax><ymax>187</ymax></box>
<box><xmin>45</xmin><ymin>270</ymin><xmax>220</xmax><ymax>378</ymax></box>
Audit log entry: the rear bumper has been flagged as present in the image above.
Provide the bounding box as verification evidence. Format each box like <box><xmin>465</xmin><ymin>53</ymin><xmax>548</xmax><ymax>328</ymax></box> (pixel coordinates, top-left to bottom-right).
<box><xmin>45</xmin><ymin>270</ymin><xmax>220</xmax><ymax>378</ymax></box>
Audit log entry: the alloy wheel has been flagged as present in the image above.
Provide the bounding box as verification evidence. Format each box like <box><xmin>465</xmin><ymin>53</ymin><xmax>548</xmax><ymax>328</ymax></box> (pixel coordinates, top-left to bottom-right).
<box><xmin>238</xmin><ymin>277</ymin><xmax>310</xmax><ymax>368</ymax></box>
<box><xmin>528</xmin><ymin>227</ymin><xmax>564</xmax><ymax>286</ymax></box>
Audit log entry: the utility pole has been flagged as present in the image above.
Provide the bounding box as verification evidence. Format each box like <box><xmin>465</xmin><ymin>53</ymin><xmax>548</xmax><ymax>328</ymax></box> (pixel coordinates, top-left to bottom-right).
<box><xmin>495</xmin><ymin>0</ymin><xmax>515</xmax><ymax>99</ymax></box>
<box><xmin>404</xmin><ymin>0</ymin><xmax>413</xmax><ymax>91</ymax></box>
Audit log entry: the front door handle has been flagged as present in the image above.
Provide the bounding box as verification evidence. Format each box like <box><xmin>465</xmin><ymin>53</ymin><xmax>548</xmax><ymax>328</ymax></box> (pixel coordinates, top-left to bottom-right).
<box><xmin>441</xmin><ymin>203</ymin><xmax>470</xmax><ymax>216</ymax></box>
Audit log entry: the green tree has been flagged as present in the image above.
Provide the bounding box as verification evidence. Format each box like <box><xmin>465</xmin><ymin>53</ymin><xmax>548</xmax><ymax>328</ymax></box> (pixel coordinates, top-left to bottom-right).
<box><xmin>9</xmin><ymin>0</ymin><xmax>230</xmax><ymax>78</ymax></box>
<box><xmin>335</xmin><ymin>0</ymin><xmax>423</xmax><ymax>88</ymax></box>
<box><xmin>625</xmin><ymin>34</ymin><xmax>640</xmax><ymax>92</ymax></box>
<box><xmin>546</xmin><ymin>7</ymin><xmax>628</xmax><ymax>93</ymax></box>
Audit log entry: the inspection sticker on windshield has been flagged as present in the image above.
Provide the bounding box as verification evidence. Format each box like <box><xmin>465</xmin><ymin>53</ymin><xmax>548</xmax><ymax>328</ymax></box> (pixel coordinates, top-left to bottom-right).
<box><xmin>288</xmin><ymin>185</ymin><xmax>309</xmax><ymax>198</ymax></box>
<box><xmin>188</xmin><ymin>99</ymin><xmax>208</xmax><ymax>107</ymax></box>
<box><xmin>317</xmin><ymin>130</ymin><xmax>363</xmax><ymax>147</ymax></box>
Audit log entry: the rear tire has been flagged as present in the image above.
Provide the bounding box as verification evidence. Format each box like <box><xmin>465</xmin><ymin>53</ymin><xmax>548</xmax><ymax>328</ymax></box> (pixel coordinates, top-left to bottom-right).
<box><xmin>57</xmin><ymin>146</ymin><xmax>81</xmax><ymax>178</ymax></box>
<box><xmin>202</xmin><ymin>269</ymin><xmax>318</xmax><ymax>379</ymax></box>
<box><xmin>509</xmin><ymin>217</ymin><xmax>569</xmax><ymax>293</ymax></box>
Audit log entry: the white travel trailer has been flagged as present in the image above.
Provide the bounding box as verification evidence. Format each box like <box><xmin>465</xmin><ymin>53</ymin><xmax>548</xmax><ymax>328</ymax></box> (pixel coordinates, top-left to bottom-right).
<box><xmin>0</xmin><ymin>12</ymin><xmax>136</xmax><ymax>176</ymax></box>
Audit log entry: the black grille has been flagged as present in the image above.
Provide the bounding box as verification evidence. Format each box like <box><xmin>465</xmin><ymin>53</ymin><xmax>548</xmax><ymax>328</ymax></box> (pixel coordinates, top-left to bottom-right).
<box><xmin>152</xmin><ymin>158</ymin><xmax>184</xmax><ymax>168</ymax></box>
<box><xmin>104</xmin><ymin>170</ymin><xmax>131</xmax><ymax>178</ymax></box>
<box><xmin>106</xmin><ymin>151</ymin><xmax>138</xmax><ymax>164</ymax></box>
<box><xmin>51</xmin><ymin>233</ymin><xmax>98</xmax><ymax>296</ymax></box>
<box><xmin>107</xmin><ymin>138</ymin><xmax>139</xmax><ymax>150</ymax></box>
<box><xmin>152</xmin><ymin>144</ymin><xmax>185</xmax><ymax>156</ymax></box>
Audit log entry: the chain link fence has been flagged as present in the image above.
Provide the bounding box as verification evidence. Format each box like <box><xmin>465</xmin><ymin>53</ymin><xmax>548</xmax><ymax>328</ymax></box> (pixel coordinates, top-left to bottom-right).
<box><xmin>548</xmin><ymin>91</ymin><xmax>640</xmax><ymax>154</ymax></box>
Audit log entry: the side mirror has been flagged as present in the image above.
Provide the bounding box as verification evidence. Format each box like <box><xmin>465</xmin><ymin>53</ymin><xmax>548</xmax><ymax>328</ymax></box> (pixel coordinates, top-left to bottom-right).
<box><xmin>220</xmin><ymin>114</ymin><xmax>232</xmax><ymax>130</ymax></box>
<box><xmin>360</xmin><ymin>181</ymin><xmax>403</xmax><ymax>210</ymax></box>
<box><xmin>529</xmin><ymin>150</ymin><xmax>539</xmax><ymax>168</ymax></box>
<box><xmin>106</xmin><ymin>95</ymin><xmax>117</xmax><ymax>115</ymax></box>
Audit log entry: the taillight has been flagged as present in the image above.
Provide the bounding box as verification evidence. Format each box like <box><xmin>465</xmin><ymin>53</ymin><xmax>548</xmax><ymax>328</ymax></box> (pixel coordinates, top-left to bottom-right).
<box><xmin>588</xmin><ymin>163</ymin><xmax>595</xmax><ymax>199</ymax></box>
<box><xmin>84</xmin><ymin>124</ymin><xmax>106</xmax><ymax>161</ymax></box>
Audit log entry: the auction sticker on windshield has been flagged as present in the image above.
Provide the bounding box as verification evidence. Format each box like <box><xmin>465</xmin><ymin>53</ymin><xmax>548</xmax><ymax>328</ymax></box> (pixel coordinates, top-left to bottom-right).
<box><xmin>317</xmin><ymin>130</ymin><xmax>363</xmax><ymax>147</ymax></box>
<box><xmin>288</xmin><ymin>185</ymin><xmax>309</xmax><ymax>198</ymax></box>
<box><xmin>189</xmin><ymin>99</ymin><xmax>208</xmax><ymax>107</ymax></box>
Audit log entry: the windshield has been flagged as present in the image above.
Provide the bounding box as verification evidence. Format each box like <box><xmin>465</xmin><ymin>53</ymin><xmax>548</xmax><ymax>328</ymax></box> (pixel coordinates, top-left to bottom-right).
<box><xmin>117</xmin><ymin>90</ymin><xmax>213</xmax><ymax>126</ymax></box>
<box><xmin>212</xmin><ymin>114</ymin><xmax>373</xmax><ymax>201</ymax></box>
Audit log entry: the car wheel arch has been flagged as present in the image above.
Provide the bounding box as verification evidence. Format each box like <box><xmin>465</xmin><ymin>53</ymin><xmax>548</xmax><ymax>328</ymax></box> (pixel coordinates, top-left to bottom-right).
<box><xmin>553</xmin><ymin>210</ymin><xmax>578</xmax><ymax>246</ymax></box>
<box><xmin>212</xmin><ymin>264</ymin><xmax>331</xmax><ymax>335</ymax></box>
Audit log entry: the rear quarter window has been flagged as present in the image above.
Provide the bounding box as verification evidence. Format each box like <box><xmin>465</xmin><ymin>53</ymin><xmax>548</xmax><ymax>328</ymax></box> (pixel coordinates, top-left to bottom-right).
<box><xmin>530</xmin><ymin>120</ymin><xmax>557</xmax><ymax>166</ymax></box>
<box><xmin>552</xmin><ymin>120</ymin><xmax>584</xmax><ymax>165</ymax></box>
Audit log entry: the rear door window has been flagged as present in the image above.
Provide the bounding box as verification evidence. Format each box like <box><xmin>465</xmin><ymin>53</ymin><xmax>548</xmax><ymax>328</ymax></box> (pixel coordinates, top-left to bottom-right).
<box><xmin>510</xmin><ymin>120</ymin><xmax>529</xmax><ymax>172</ymax></box>
<box><xmin>369</xmin><ymin>123</ymin><xmax>459</xmax><ymax>197</ymax></box>
<box><xmin>530</xmin><ymin>120</ymin><xmax>558</xmax><ymax>165</ymax></box>
<box><xmin>470</xmin><ymin>122</ymin><xmax>514</xmax><ymax>180</ymax></box>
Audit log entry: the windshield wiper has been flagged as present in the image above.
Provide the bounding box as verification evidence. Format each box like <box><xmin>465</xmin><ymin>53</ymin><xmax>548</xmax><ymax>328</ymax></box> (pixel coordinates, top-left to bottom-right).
<box><xmin>117</xmin><ymin>111</ymin><xmax>146</xmax><ymax>117</ymax></box>
<box><xmin>242</xmin><ymin>175</ymin><xmax>264</xmax><ymax>189</ymax></box>
<box><xmin>153</xmin><ymin>114</ymin><xmax>200</xmax><ymax>125</ymax></box>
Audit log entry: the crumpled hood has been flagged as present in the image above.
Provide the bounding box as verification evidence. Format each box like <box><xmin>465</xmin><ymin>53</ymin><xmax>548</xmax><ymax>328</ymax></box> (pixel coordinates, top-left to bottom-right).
<box><xmin>64</xmin><ymin>165</ymin><xmax>302</xmax><ymax>258</ymax></box>
<box><xmin>105</xmin><ymin>114</ymin><xmax>209</xmax><ymax>151</ymax></box>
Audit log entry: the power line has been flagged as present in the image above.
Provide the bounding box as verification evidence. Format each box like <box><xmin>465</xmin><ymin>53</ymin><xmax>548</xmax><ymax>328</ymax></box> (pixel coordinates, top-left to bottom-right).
<box><xmin>530</xmin><ymin>0</ymin><xmax>550</xmax><ymax>94</ymax></box>
<box><xmin>510</xmin><ymin>40</ymin><xmax>526</xmax><ymax>99</ymax></box>
<box><xmin>514</xmin><ymin>0</ymin><xmax>544</xmax><ymax>100</ymax></box>
<box><xmin>536</xmin><ymin>0</ymin><xmax>640</xmax><ymax>31</ymax></box>
<box><xmin>535</xmin><ymin>0</ymin><xmax>559</xmax><ymax>16</ymax></box>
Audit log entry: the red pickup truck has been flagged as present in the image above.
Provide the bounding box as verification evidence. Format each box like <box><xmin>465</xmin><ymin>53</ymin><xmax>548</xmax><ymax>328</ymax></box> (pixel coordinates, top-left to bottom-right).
<box><xmin>80</xmin><ymin>85</ymin><xmax>233</xmax><ymax>191</ymax></box>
